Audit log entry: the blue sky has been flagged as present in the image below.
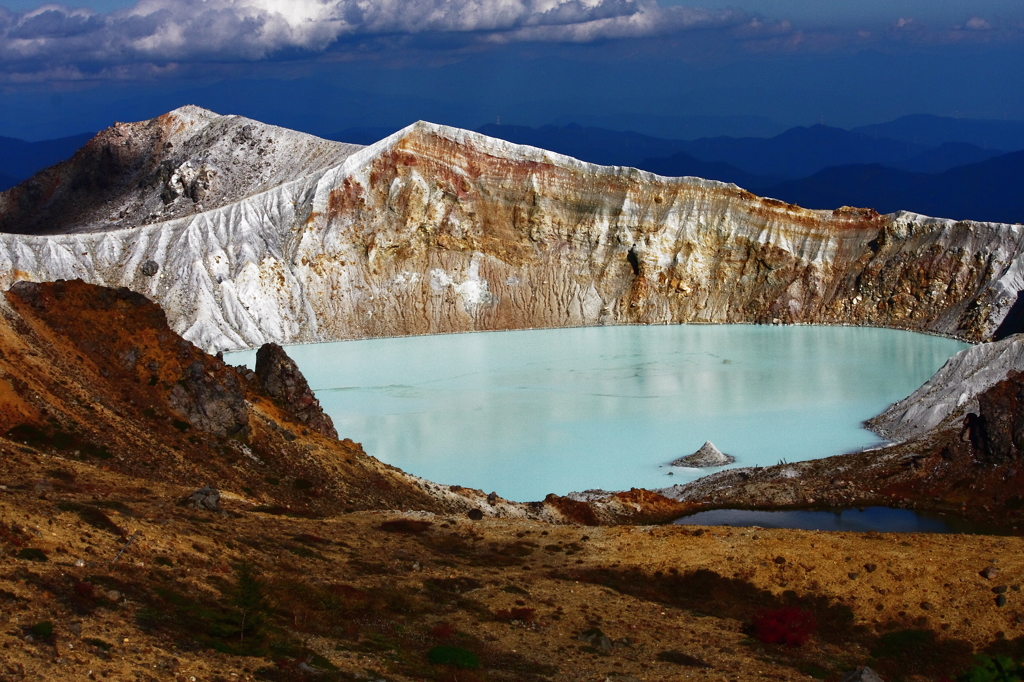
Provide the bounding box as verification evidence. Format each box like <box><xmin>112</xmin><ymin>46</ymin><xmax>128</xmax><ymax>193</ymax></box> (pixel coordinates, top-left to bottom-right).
<box><xmin>0</xmin><ymin>0</ymin><xmax>1021</xmax><ymax>140</ymax></box>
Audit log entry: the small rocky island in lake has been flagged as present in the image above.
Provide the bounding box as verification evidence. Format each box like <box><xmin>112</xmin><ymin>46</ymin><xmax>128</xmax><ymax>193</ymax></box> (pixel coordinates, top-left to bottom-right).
<box><xmin>671</xmin><ymin>441</ymin><xmax>736</xmax><ymax>467</ymax></box>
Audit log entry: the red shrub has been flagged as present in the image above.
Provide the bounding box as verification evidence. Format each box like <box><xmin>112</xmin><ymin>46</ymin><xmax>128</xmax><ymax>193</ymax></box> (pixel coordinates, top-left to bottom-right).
<box><xmin>751</xmin><ymin>606</ymin><xmax>816</xmax><ymax>647</ymax></box>
<box><xmin>493</xmin><ymin>607</ymin><xmax>537</xmax><ymax>624</ymax></box>
<box><xmin>73</xmin><ymin>581</ymin><xmax>95</xmax><ymax>599</ymax></box>
<box><xmin>431</xmin><ymin>622</ymin><xmax>456</xmax><ymax>639</ymax></box>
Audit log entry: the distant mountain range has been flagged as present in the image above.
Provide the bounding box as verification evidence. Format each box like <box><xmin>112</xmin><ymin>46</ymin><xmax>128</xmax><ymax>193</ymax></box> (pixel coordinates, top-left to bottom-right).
<box><xmin>4</xmin><ymin>115</ymin><xmax>1022</xmax><ymax>224</ymax></box>
<box><xmin>0</xmin><ymin>133</ymin><xmax>95</xmax><ymax>191</ymax></box>
<box><xmin>760</xmin><ymin>151</ymin><xmax>1024</xmax><ymax>225</ymax></box>
<box><xmin>476</xmin><ymin>121</ymin><xmax>1012</xmax><ymax>181</ymax></box>
<box><xmin>474</xmin><ymin>120</ymin><xmax>1022</xmax><ymax>224</ymax></box>
<box><xmin>475</xmin><ymin>123</ymin><xmax>692</xmax><ymax>169</ymax></box>
<box><xmin>853</xmin><ymin>114</ymin><xmax>1024</xmax><ymax>150</ymax></box>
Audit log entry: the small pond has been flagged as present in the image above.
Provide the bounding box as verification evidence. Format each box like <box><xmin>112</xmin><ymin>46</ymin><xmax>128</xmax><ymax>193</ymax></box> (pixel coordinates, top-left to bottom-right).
<box><xmin>228</xmin><ymin>324</ymin><xmax>969</xmax><ymax>502</ymax></box>
<box><xmin>674</xmin><ymin>507</ymin><xmax>1014</xmax><ymax>535</ymax></box>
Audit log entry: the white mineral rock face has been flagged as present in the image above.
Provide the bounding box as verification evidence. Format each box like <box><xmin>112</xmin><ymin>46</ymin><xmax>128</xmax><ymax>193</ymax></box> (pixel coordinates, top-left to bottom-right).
<box><xmin>1</xmin><ymin>106</ymin><xmax>1024</xmax><ymax>365</ymax></box>
<box><xmin>867</xmin><ymin>335</ymin><xmax>1024</xmax><ymax>442</ymax></box>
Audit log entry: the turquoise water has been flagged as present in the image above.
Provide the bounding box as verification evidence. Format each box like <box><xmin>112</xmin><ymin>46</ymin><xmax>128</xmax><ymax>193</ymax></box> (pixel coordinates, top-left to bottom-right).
<box><xmin>227</xmin><ymin>325</ymin><xmax>969</xmax><ymax>502</ymax></box>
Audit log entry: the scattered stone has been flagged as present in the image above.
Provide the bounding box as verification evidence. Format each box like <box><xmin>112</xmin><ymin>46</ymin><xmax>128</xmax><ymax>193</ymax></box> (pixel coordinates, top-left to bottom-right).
<box><xmin>105</xmin><ymin>590</ymin><xmax>120</xmax><ymax>602</ymax></box>
<box><xmin>997</xmin><ymin>594</ymin><xmax>1008</xmax><ymax>607</ymax></box>
<box><xmin>67</xmin><ymin>623</ymin><xmax>82</xmax><ymax>637</ymax></box>
<box><xmin>578</xmin><ymin>628</ymin><xmax>613</xmax><ymax>652</ymax></box>
<box><xmin>183</xmin><ymin>486</ymin><xmax>220</xmax><ymax>512</ymax></box>
<box><xmin>848</xmin><ymin>572</ymin><xmax>861</xmax><ymax>580</ymax></box>
<box><xmin>467</xmin><ymin>509</ymin><xmax>484</xmax><ymax>521</ymax></box>
<box><xmin>140</xmin><ymin>260</ymin><xmax>159</xmax><ymax>276</ymax></box>
<box><xmin>840</xmin><ymin>667</ymin><xmax>885</xmax><ymax>682</ymax></box>
<box><xmin>920</xmin><ymin>602</ymin><xmax>933</xmax><ymax>611</ymax></box>
<box><xmin>981</xmin><ymin>566</ymin><xmax>1001</xmax><ymax>579</ymax></box>
<box><xmin>773</xmin><ymin>556</ymin><xmax>787</xmax><ymax>565</ymax></box>
<box><xmin>33</xmin><ymin>479</ymin><xmax>53</xmax><ymax>493</ymax></box>
<box><xmin>671</xmin><ymin>441</ymin><xmax>735</xmax><ymax>467</ymax></box>
<box><xmin>994</xmin><ymin>585</ymin><xmax>1009</xmax><ymax>594</ymax></box>
<box><xmin>655</xmin><ymin>650</ymin><xmax>711</xmax><ymax>667</ymax></box>
<box><xmin>864</xmin><ymin>563</ymin><xmax>878</xmax><ymax>573</ymax></box>
<box><xmin>487</xmin><ymin>492</ymin><xmax>498</xmax><ymax>505</ymax></box>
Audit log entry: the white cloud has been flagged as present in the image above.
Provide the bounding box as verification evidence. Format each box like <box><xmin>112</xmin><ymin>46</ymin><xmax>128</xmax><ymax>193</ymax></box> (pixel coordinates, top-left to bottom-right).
<box><xmin>0</xmin><ymin>0</ymin><xmax>1020</xmax><ymax>82</ymax></box>
<box><xmin>0</xmin><ymin>0</ymin><xmax>653</xmax><ymax>65</ymax></box>
<box><xmin>964</xmin><ymin>17</ymin><xmax>993</xmax><ymax>31</ymax></box>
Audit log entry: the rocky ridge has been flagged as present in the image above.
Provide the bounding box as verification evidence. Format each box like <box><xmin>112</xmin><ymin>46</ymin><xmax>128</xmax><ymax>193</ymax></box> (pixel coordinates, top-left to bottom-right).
<box><xmin>1</xmin><ymin>107</ymin><xmax>1023</xmax><ymax>355</ymax></box>
<box><xmin>0</xmin><ymin>105</ymin><xmax>363</xmax><ymax>236</ymax></box>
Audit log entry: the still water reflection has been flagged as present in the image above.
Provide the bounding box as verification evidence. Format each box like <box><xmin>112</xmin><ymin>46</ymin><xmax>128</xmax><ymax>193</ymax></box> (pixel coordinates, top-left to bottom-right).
<box><xmin>674</xmin><ymin>507</ymin><xmax>1007</xmax><ymax>535</ymax></box>
<box><xmin>228</xmin><ymin>325</ymin><xmax>968</xmax><ymax>502</ymax></box>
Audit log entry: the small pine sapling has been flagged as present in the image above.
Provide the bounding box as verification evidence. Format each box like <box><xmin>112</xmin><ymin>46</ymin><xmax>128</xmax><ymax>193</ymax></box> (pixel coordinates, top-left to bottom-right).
<box><xmin>231</xmin><ymin>560</ymin><xmax>270</xmax><ymax>643</ymax></box>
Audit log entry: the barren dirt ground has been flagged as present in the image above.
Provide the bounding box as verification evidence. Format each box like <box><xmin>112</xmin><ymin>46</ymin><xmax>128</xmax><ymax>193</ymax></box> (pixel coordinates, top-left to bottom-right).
<box><xmin>2</xmin><ymin>450</ymin><xmax>1023</xmax><ymax>682</ymax></box>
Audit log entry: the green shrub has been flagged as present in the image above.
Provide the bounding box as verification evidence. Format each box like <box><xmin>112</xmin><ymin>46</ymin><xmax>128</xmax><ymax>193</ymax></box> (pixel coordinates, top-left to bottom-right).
<box><xmin>30</xmin><ymin>621</ymin><xmax>53</xmax><ymax>638</ymax></box>
<box><xmin>960</xmin><ymin>655</ymin><xmax>1024</xmax><ymax>682</ymax></box>
<box><xmin>428</xmin><ymin>645</ymin><xmax>480</xmax><ymax>669</ymax></box>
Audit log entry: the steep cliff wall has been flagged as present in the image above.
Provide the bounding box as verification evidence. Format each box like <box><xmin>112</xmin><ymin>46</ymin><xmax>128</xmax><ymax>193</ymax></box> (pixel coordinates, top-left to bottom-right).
<box><xmin>1</xmin><ymin>107</ymin><xmax>1023</xmax><ymax>353</ymax></box>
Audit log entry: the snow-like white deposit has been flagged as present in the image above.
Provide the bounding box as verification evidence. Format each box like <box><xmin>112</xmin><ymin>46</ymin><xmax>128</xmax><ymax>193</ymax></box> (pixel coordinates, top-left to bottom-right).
<box><xmin>868</xmin><ymin>335</ymin><xmax>1024</xmax><ymax>442</ymax></box>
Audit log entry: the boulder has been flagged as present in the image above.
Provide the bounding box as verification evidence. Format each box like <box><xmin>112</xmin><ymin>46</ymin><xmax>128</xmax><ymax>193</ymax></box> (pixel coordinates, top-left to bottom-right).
<box><xmin>840</xmin><ymin>667</ymin><xmax>884</xmax><ymax>682</ymax></box>
<box><xmin>671</xmin><ymin>441</ymin><xmax>735</xmax><ymax>467</ymax></box>
<box><xmin>168</xmin><ymin>360</ymin><xmax>250</xmax><ymax>437</ymax></box>
<box><xmin>254</xmin><ymin>343</ymin><xmax>338</xmax><ymax>439</ymax></box>
<box><xmin>184</xmin><ymin>486</ymin><xmax>220</xmax><ymax>512</ymax></box>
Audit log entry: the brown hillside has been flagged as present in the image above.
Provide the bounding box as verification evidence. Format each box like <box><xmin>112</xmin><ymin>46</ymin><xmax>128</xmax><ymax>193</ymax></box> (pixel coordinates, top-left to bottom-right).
<box><xmin>0</xmin><ymin>278</ymin><xmax>442</xmax><ymax>516</ymax></box>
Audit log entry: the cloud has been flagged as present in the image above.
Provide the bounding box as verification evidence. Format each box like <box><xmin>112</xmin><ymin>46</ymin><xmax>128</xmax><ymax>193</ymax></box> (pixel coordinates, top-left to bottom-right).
<box><xmin>0</xmin><ymin>0</ymin><xmax>754</xmax><ymax>80</ymax></box>
<box><xmin>0</xmin><ymin>0</ymin><xmax>651</xmax><ymax>68</ymax></box>
<box><xmin>0</xmin><ymin>0</ymin><xmax>1021</xmax><ymax>82</ymax></box>
<box><xmin>963</xmin><ymin>17</ymin><xmax>993</xmax><ymax>31</ymax></box>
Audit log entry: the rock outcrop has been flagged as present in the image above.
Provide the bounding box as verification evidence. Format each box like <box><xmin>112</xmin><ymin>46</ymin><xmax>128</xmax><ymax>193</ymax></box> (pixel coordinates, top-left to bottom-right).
<box><xmin>867</xmin><ymin>334</ymin><xmax>1024</xmax><ymax>442</ymax></box>
<box><xmin>254</xmin><ymin>342</ymin><xmax>337</xmax><ymax>439</ymax></box>
<box><xmin>960</xmin><ymin>370</ymin><xmax>1024</xmax><ymax>465</ymax></box>
<box><xmin>671</xmin><ymin>441</ymin><xmax>735</xmax><ymax>467</ymax></box>
<box><xmin>1</xmin><ymin>107</ymin><xmax>1022</xmax><ymax>354</ymax></box>
<box><xmin>183</xmin><ymin>486</ymin><xmax>221</xmax><ymax>512</ymax></box>
<box><xmin>168</xmin><ymin>358</ymin><xmax>250</xmax><ymax>438</ymax></box>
